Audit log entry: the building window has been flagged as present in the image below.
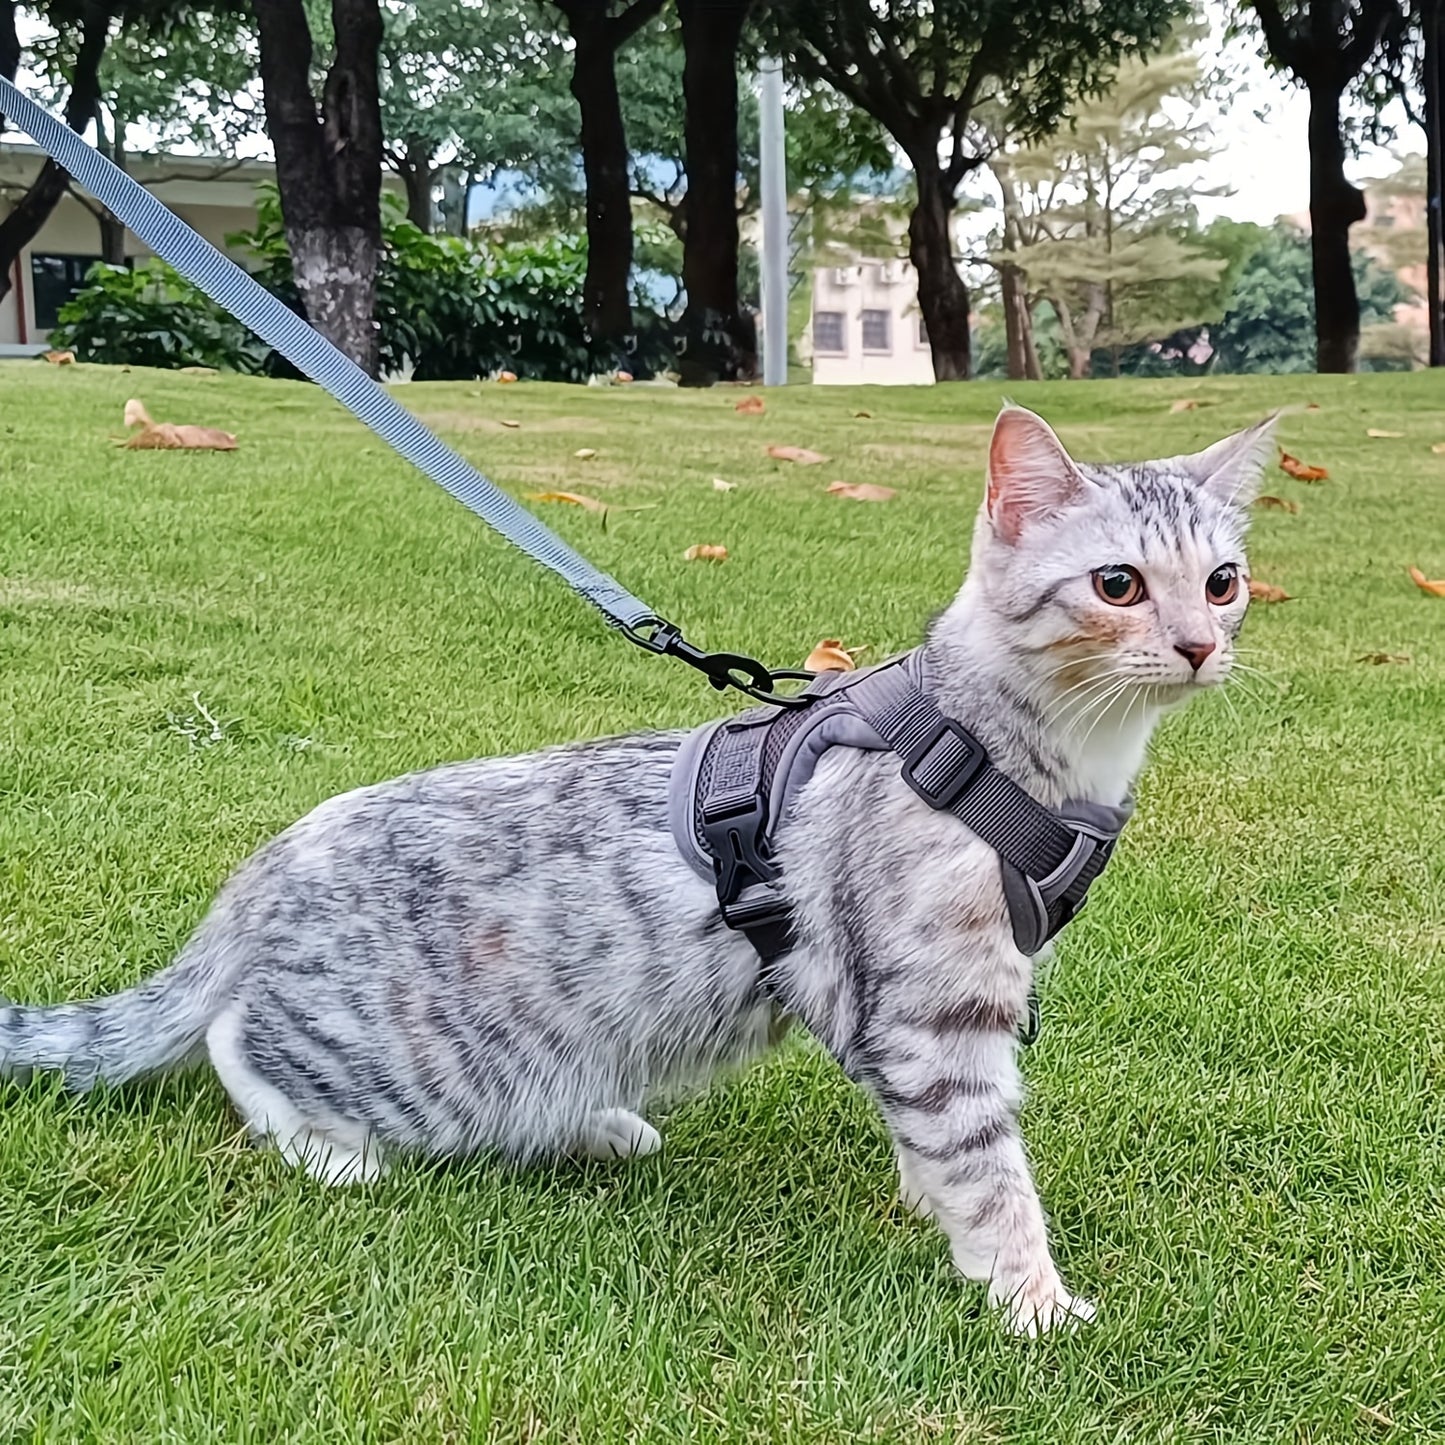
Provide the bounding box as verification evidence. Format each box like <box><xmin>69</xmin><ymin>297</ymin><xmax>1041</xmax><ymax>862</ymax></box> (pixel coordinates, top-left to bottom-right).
<box><xmin>916</xmin><ymin>316</ymin><xmax>929</xmax><ymax>348</ymax></box>
<box><xmin>813</xmin><ymin>310</ymin><xmax>846</xmax><ymax>354</ymax></box>
<box><xmin>861</xmin><ymin>309</ymin><xmax>891</xmax><ymax>352</ymax></box>
<box><xmin>30</xmin><ymin>254</ymin><xmax>106</xmax><ymax>330</ymax></box>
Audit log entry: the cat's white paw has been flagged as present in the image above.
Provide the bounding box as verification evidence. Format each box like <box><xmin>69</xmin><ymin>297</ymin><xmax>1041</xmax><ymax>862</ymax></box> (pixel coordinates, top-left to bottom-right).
<box><xmin>575</xmin><ymin>1108</ymin><xmax>662</xmax><ymax>1161</ymax></box>
<box><xmin>994</xmin><ymin>1274</ymin><xmax>1097</xmax><ymax>1337</ymax></box>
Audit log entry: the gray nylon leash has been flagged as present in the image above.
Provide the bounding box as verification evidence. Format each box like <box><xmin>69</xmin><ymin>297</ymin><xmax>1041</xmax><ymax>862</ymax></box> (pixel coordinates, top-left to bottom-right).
<box><xmin>0</xmin><ymin>75</ymin><xmax>659</xmax><ymax>634</ymax></box>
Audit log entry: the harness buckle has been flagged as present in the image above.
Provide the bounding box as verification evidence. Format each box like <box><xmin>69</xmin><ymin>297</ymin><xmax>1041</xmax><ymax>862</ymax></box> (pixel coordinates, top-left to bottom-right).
<box><xmin>901</xmin><ymin>717</ymin><xmax>988</xmax><ymax>810</ymax></box>
<box><xmin>702</xmin><ymin>797</ymin><xmax>778</xmax><ymax>907</ymax></box>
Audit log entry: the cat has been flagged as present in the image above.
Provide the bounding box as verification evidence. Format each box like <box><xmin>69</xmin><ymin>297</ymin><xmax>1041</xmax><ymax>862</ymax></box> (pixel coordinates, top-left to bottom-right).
<box><xmin>0</xmin><ymin>404</ymin><xmax>1272</xmax><ymax>1335</ymax></box>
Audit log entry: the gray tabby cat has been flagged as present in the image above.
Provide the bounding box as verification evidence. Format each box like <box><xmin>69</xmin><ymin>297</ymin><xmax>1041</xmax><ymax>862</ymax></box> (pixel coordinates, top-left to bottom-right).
<box><xmin>0</xmin><ymin>405</ymin><xmax>1272</xmax><ymax>1335</ymax></box>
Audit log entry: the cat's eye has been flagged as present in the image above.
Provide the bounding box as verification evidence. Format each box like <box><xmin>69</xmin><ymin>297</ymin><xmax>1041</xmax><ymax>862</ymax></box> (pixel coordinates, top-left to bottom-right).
<box><xmin>1092</xmin><ymin>566</ymin><xmax>1146</xmax><ymax>606</ymax></box>
<box><xmin>1206</xmin><ymin>564</ymin><xmax>1240</xmax><ymax>605</ymax></box>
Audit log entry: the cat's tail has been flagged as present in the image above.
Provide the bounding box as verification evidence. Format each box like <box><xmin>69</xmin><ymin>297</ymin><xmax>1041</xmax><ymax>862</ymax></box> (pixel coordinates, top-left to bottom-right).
<box><xmin>0</xmin><ymin>923</ymin><xmax>246</xmax><ymax>1091</ymax></box>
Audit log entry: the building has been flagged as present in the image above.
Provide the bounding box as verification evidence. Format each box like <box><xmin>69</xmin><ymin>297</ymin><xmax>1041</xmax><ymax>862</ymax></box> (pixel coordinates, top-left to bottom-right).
<box><xmin>807</xmin><ymin>258</ymin><xmax>935</xmax><ymax>385</ymax></box>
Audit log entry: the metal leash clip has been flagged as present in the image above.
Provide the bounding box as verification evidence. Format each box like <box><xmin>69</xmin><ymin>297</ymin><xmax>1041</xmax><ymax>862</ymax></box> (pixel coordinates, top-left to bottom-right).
<box><xmin>620</xmin><ymin>619</ymin><xmax>816</xmax><ymax>708</ymax></box>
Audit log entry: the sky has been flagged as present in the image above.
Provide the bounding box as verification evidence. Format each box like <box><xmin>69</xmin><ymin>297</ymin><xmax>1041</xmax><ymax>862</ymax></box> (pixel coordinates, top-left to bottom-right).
<box><xmin>9</xmin><ymin>4</ymin><xmax>1424</xmax><ymax>231</ymax></box>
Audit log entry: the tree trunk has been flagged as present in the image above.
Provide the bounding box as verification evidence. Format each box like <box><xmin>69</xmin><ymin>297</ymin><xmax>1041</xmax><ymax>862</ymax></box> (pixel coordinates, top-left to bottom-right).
<box><xmin>1000</xmin><ymin>264</ymin><xmax>1040</xmax><ymax>382</ymax></box>
<box><xmin>1424</xmin><ymin>0</ymin><xmax>1444</xmax><ymax>366</ymax></box>
<box><xmin>94</xmin><ymin>105</ymin><xmax>128</xmax><ymax>264</ymax></box>
<box><xmin>676</xmin><ymin>0</ymin><xmax>756</xmax><ymax>386</ymax></box>
<box><xmin>560</xmin><ymin>1</ymin><xmax>635</xmax><ymax>353</ymax></box>
<box><xmin>397</xmin><ymin>138</ymin><xmax>436</xmax><ymax>231</ymax></box>
<box><xmin>253</xmin><ymin>0</ymin><xmax>384</xmax><ymax>375</ymax></box>
<box><xmin>1306</xmin><ymin>83</ymin><xmax>1365</xmax><ymax>373</ymax></box>
<box><xmin>0</xmin><ymin>0</ymin><xmax>20</xmax><ymax>135</ymax></box>
<box><xmin>0</xmin><ymin>0</ymin><xmax>110</xmax><ymax>307</ymax></box>
<box><xmin>908</xmin><ymin>162</ymin><xmax>970</xmax><ymax>381</ymax></box>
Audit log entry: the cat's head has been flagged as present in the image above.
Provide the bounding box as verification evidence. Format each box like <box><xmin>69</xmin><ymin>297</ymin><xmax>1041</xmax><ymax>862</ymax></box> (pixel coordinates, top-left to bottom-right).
<box><xmin>969</xmin><ymin>404</ymin><xmax>1275</xmax><ymax>700</ymax></box>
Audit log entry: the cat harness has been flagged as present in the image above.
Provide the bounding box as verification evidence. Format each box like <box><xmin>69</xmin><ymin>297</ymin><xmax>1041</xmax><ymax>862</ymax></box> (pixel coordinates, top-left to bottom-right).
<box><xmin>669</xmin><ymin>649</ymin><xmax>1132</xmax><ymax>967</ymax></box>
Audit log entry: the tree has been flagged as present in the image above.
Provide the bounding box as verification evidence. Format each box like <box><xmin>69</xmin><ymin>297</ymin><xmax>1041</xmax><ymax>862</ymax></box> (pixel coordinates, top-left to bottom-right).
<box><xmin>995</xmin><ymin>49</ymin><xmax>1229</xmax><ymax>378</ymax></box>
<box><xmin>0</xmin><ymin>0</ymin><xmax>114</xmax><ymax>306</ymax></box>
<box><xmin>252</xmin><ymin>0</ymin><xmax>385</xmax><ymax>374</ymax></box>
<box><xmin>674</xmin><ymin>0</ymin><xmax>754</xmax><ymax>384</ymax></box>
<box><xmin>766</xmin><ymin>0</ymin><xmax>1186</xmax><ymax>380</ymax></box>
<box><xmin>550</xmin><ymin>0</ymin><xmax>665</xmax><ymax>358</ymax></box>
<box><xmin>1208</xmin><ymin>221</ymin><xmax>1410</xmax><ymax>371</ymax></box>
<box><xmin>1238</xmin><ymin>0</ymin><xmax>1408</xmax><ymax>372</ymax></box>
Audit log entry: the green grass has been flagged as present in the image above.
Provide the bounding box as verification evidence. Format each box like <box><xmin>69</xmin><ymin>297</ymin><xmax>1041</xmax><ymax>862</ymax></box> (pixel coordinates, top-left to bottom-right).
<box><xmin>0</xmin><ymin>362</ymin><xmax>1443</xmax><ymax>1443</ymax></box>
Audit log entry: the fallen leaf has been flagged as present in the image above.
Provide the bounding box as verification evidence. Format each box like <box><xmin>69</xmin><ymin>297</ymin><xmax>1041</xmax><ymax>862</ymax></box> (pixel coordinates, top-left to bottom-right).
<box><xmin>497</xmin><ymin>370</ymin><xmax>518</xmax><ymax>383</ymax></box>
<box><xmin>527</xmin><ymin>490</ymin><xmax>607</xmax><ymax>514</ymax></box>
<box><xmin>712</xmin><ymin>477</ymin><xmax>737</xmax><ymax>492</ymax></box>
<box><xmin>178</xmin><ymin>365</ymin><xmax>218</xmax><ymax>376</ymax></box>
<box><xmin>852</xmin><ymin>409</ymin><xmax>872</xmax><ymax>419</ymax></box>
<box><xmin>615</xmin><ymin>371</ymin><xmax>633</xmax><ymax>384</ymax></box>
<box><xmin>683</xmin><ymin>544</ymin><xmax>728</xmax><ymax>562</ymax></box>
<box><xmin>1305</xmin><ymin>402</ymin><xmax>1321</xmax><ymax>411</ymax></box>
<box><xmin>1279</xmin><ymin>448</ymin><xmax>1328</xmax><ymax>482</ymax></box>
<box><xmin>827</xmin><ymin>480</ymin><xmax>897</xmax><ymax>502</ymax></box>
<box><xmin>499</xmin><ymin>419</ymin><xmax>521</xmax><ymax>428</ymax></box>
<box><xmin>120</xmin><ymin>397</ymin><xmax>236</xmax><ymax>451</ymax></box>
<box><xmin>1407</xmin><ymin>565</ymin><xmax>1445</xmax><ymax>597</ymax></box>
<box><xmin>1356</xmin><ymin>652</ymin><xmax>1410</xmax><ymax>665</ymax></box>
<box><xmin>574</xmin><ymin>447</ymin><xmax>598</xmax><ymax>459</ymax></box>
<box><xmin>734</xmin><ymin>395</ymin><xmax>765</xmax><ymax>414</ymax></box>
<box><xmin>1169</xmin><ymin>399</ymin><xmax>1198</xmax><ymax>413</ymax></box>
<box><xmin>1366</xmin><ymin>428</ymin><xmax>1404</xmax><ymax>438</ymax></box>
<box><xmin>1248</xmin><ymin>579</ymin><xmax>1292</xmax><ymax>604</ymax></box>
<box><xmin>42</xmin><ymin>348</ymin><xmax>76</xmax><ymax>365</ymax></box>
<box><xmin>1432</xmin><ymin>443</ymin><xmax>1445</xmax><ymax>455</ymax></box>
<box><xmin>804</xmin><ymin>638</ymin><xmax>857</xmax><ymax>673</ymax></box>
<box><xmin>767</xmin><ymin>444</ymin><xmax>828</xmax><ymax>465</ymax></box>
<box><xmin>1254</xmin><ymin>495</ymin><xmax>1300</xmax><ymax>514</ymax></box>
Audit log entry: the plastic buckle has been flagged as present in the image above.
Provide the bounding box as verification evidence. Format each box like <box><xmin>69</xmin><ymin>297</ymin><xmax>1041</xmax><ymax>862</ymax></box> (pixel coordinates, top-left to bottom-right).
<box><xmin>702</xmin><ymin>798</ymin><xmax>778</xmax><ymax>906</ymax></box>
<box><xmin>901</xmin><ymin>717</ymin><xmax>987</xmax><ymax>810</ymax></box>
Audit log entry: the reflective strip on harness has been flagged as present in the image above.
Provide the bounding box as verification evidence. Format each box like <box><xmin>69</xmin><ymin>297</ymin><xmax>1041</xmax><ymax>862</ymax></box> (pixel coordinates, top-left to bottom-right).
<box><xmin>671</xmin><ymin>649</ymin><xmax>1132</xmax><ymax>961</ymax></box>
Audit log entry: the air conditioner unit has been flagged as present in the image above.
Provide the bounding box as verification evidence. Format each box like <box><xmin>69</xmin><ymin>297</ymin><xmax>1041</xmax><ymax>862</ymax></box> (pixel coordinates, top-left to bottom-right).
<box><xmin>831</xmin><ymin>266</ymin><xmax>858</xmax><ymax>286</ymax></box>
<box><xmin>878</xmin><ymin>261</ymin><xmax>909</xmax><ymax>284</ymax></box>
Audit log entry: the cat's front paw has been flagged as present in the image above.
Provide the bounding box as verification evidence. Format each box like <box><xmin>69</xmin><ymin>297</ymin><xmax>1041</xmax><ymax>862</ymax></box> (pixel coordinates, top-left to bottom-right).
<box><xmin>992</xmin><ymin>1273</ymin><xmax>1097</xmax><ymax>1337</ymax></box>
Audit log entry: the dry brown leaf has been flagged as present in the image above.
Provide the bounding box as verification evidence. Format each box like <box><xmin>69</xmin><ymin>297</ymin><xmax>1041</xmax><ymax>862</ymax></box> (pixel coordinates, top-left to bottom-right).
<box><xmin>497</xmin><ymin>370</ymin><xmax>518</xmax><ymax>383</ymax></box>
<box><xmin>1366</xmin><ymin>428</ymin><xmax>1404</xmax><ymax>438</ymax></box>
<box><xmin>1279</xmin><ymin>448</ymin><xmax>1328</xmax><ymax>482</ymax></box>
<box><xmin>805</xmin><ymin>638</ymin><xmax>856</xmax><ymax>673</ymax></box>
<box><xmin>573</xmin><ymin>447</ymin><xmax>598</xmax><ymax>460</ymax></box>
<box><xmin>42</xmin><ymin>349</ymin><xmax>76</xmax><ymax>365</ymax></box>
<box><xmin>499</xmin><ymin>418</ymin><xmax>521</xmax><ymax>428</ymax></box>
<box><xmin>1431</xmin><ymin>442</ymin><xmax>1445</xmax><ymax>455</ymax></box>
<box><xmin>615</xmin><ymin>370</ymin><xmax>633</xmax><ymax>384</ymax></box>
<box><xmin>123</xmin><ymin>397</ymin><xmax>153</xmax><ymax>429</ymax></box>
<box><xmin>734</xmin><ymin>395</ymin><xmax>765</xmax><ymax>414</ymax></box>
<box><xmin>767</xmin><ymin>444</ymin><xmax>828</xmax><ymax>465</ymax></box>
<box><xmin>1248</xmin><ymin>579</ymin><xmax>1292</xmax><ymax>604</ymax></box>
<box><xmin>1356</xmin><ymin>652</ymin><xmax>1410</xmax><ymax>665</ymax></box>
<box><xmin>527</xmin><ymin>490</ymin><xmax>607</xmax><ymax>514</ymax></box>
<box><xmin>827</xmin><ymin>480</ymin><xmax>897</xmax><ymax>502</ymax></box>
<box><xmin>1407</xmin><ymin>565</ymin><xmax>1445</xmax><ymax>598</ymax></box>
<box><xmin>852</xmin><ymin>409</ymin><xmax>872</xmax><ymax>419</ymax></box>
<box><xmin>124</xmin><ymin>422</ymin><xmax>238</xmax><ymax>451</ymax></box>
<box><xmin>1254</xmin><ymin>495</ymin><xmax>1300</xmax><ymax>514</ymax></box>
<box><xmin>712</xmin><ymin>477</ymin><xmax>737</xmax><ymax>492</ymax></box>
<box><xmin>1305</xmin><ymin>402</ymin><xmax>1321</xmax><ymax>411</ymax></box>
<box><xmin>1169</xmin><ymin>399</ymin><xmax>1198</xmax><ymax>413</ymax></box>
<box><xmin>683</xmin><ymin>544</ymin><xmax>728</xmax><ymax>562</ymax></box>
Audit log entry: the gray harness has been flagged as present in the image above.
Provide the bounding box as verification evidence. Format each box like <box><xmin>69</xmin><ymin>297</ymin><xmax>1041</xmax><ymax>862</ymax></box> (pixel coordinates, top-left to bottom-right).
<box><xmin>670</xmin><ymin>649</ymin><xmax>1132</xmax><ymax>967</ymax></box>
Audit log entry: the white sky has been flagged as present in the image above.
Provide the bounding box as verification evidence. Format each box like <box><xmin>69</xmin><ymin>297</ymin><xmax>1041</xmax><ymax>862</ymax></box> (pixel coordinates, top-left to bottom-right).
<box><xmin>10</xmin><ymin>3</ymin><xmax>1424</xmax><ymax>227</ymax></box>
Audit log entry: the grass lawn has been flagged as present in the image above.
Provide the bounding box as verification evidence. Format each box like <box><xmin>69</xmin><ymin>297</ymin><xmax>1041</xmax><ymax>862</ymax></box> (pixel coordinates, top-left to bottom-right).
<box><xmin>0</xmin><ymin>361</ymin><xmax>1442</xmax><ymax>1443</ymax></box>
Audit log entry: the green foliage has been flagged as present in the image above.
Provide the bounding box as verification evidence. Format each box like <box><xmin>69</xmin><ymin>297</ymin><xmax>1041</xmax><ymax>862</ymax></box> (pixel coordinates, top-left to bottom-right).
<box><xmin>49</xmin><ymin>259</ymin><xmax>266</xmax><ymax>371</ymax></box>
<box><xmin>1208</xmin><ymin>223</ymin><xmax>1411</xmax><ymax>373</ymax></box>
<box><xmin>228</xmin><ymin>188</ymin><xmax>675</xmax><ymax>382</ymax></box>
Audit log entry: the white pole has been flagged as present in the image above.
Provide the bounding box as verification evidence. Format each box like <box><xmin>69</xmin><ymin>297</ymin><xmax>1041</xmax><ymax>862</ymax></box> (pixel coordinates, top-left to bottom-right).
<box><xmin>758</xmin><ymin>56</ymin><xmax>788</xmax><ymax>386</ymax></box>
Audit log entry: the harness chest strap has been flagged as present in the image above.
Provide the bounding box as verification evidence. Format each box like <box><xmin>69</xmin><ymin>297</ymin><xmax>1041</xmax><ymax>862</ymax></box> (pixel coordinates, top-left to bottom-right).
<box><xmin>669</xmin><ymin>650</ymin><xmax>1133</xmax><ymax>966</ymax></box>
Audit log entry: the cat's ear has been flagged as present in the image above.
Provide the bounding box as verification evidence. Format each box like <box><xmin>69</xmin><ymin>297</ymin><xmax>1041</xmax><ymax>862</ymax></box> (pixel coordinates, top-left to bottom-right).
<box><xmin>985</xmin><ymin>405</ymin><xmax>1087</xmax><ymax>546</ymax></box>
<box><xmin>1183</xmin><ymin>414</ymin><xmax>1278</xmax><ymax>509</ymax></box>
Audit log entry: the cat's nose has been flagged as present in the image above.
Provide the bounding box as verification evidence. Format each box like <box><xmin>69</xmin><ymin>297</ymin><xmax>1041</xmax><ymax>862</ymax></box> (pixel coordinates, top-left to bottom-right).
<box><xmin>1174</xmin><ymin>641</ymin><xmax>1217</xmax><ymax>672</ymax></box>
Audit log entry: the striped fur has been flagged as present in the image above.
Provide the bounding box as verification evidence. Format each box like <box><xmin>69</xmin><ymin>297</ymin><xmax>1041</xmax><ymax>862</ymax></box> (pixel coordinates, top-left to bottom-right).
<box><xmin>0</xmin><ymin>406</ymin><xmax>1270</xmax><ymax>1334</ymax></box>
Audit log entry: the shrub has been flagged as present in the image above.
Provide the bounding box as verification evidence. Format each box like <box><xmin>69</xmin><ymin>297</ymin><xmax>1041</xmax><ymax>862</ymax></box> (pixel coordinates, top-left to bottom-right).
<box><xmin>50</xmin><ymin>260</ymin><xmax>267</xmax><ymax>372</ymax></box>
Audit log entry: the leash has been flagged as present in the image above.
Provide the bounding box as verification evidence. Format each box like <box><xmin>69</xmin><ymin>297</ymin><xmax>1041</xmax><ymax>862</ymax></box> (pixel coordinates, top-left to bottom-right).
<box><xmin>0</xmin><ymin>76</ymin><xmax>811</xmax><ymax>708</ymax></box>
